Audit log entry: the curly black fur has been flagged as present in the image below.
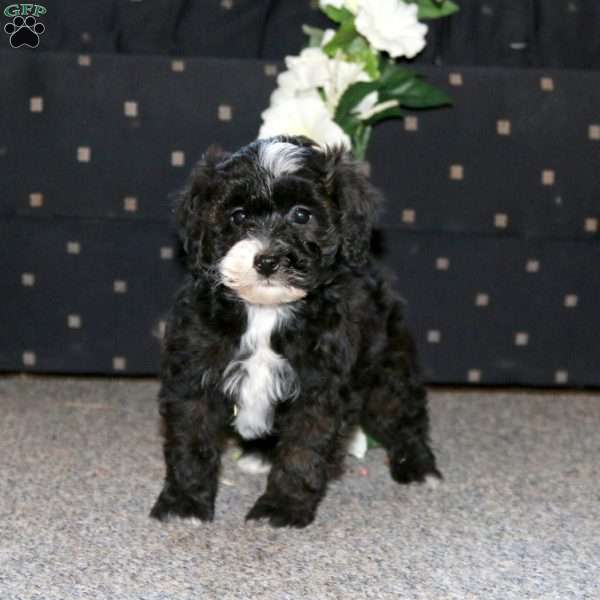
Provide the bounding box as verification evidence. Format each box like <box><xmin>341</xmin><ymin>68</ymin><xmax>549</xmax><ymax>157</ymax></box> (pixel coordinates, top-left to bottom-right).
<box><xmin>150</xmin><ymin>135</ymin><xmax>441</xmax><ymax>528</ymax></box>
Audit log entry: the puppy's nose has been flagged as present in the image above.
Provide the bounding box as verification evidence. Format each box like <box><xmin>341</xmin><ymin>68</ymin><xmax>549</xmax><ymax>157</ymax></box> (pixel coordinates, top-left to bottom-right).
<box><xmin>254</xmin><ymin>254</ymin><xmax>280</xmax><ymax>276</ymax></box>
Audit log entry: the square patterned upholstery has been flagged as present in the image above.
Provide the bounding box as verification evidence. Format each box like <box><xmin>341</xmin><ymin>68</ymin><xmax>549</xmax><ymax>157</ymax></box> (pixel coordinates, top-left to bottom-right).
<box><xmin>1</xmin><ymin>1</ymin><xmax>599</xmax><ymax>386</ymax></box>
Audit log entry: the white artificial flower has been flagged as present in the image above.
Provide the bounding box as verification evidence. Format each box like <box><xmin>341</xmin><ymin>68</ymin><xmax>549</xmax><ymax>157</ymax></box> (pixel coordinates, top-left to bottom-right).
<box><xmin>268</xmin><ymin>46</ymin><xmax>371</xmax><ymax>116</ymax></box>
<box><xmin>351</xmin><ymin>90</ymin><xmax>378</xmax><ymax>119</ymax></box>
<box><xmin>258</xmin><ymin>96</ymin><xmax>351</xmax><ymax>149</ymax></box>
<box><xmin>354</xmin><ymin>97</ymin><xmax>400</xmax><ymax>121</ymax></box>
<box><xmin>267</xmin><ymin>48</ymin><xmax>330</xmax><ymax>108</ymax></box>
<box><xmin>321</xmin><ymin>28</ymin><xmax>336</xmax><ymax>47</ymax></box>
<box><xmin>319</xmin><ymin>0</ymin><xmax>359</xmax><ymax>14</ymax></box>
<box><xmin>322</xmin><ymin>58</ymin><xmax>371</xmax><ymax>113</ymax></box>
<box><xmin>269</xmin><ymin>84</ymin><xmax>321</xmax><ymax>108</ymax></box>
<box><xmin>320</xmin><ymin>0</ymin><xmax>344</xmax><ymax>9</ymax></box>
<box><xmin>355</xmin><ymin>0</ymin><xmax>428</xmax><ymax>59</ymax></box>
<box><xmin>284</xmin><ymin>47</ymin><xmax>331</xmax><ymax>91</ymax></box>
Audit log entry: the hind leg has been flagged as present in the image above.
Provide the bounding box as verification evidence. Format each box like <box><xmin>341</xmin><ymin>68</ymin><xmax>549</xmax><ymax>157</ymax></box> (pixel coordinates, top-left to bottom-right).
<box><xmin>362</xmin><ymin>376</ymin><xmax>441</xmax><ymax>483</ymax></box>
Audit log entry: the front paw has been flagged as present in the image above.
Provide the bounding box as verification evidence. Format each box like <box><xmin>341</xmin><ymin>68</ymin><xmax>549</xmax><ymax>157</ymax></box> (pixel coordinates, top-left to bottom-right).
<box><xmin>389</xmin><ymin>444</ymin><xmax>442</xmax><ymax>484</ymax></box>
<box><xmin>150</xmin><ymin>488</ymin><xmax>214</xmax><ymax>523</ymax></box>
<box><xmin>246</xmin><ymin>493</ymin><xmax>316</xmax><ymax>528</ymax></box>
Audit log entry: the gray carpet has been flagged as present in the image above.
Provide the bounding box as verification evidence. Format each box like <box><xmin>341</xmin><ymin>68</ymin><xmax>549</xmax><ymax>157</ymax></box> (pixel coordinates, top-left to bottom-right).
<box><xmin>0</xmin><ymin>376</ymin><xmax>598</xmax><ymax>600</ymax></box>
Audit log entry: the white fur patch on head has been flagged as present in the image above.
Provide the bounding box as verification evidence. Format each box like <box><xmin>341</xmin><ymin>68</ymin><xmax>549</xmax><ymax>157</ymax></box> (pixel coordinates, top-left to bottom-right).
<box><xmin>223</xmin><ymin>305</ymin><xmax>299</xmax><ymax>439</ymax></box>
<box><xmin>219</xmin><ymin>238</ymin><xmax>307</xmax><ymax>305</ymax></box>
<box><xmin>258</xmin><ymin>141</ymin><xmax>307</xmax><ymax>178</ymax></box>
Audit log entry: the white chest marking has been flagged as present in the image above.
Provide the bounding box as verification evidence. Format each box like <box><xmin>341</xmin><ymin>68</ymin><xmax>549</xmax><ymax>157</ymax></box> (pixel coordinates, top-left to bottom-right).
<box><xmin>222</xmin><ymin>305</ymin><xmax>299</xmax><ymax>439</ymax></box>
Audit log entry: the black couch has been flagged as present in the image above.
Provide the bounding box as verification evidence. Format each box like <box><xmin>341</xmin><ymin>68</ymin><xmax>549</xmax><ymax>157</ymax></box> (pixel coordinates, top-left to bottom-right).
<box><xmin>2</xmin><ymin>0</ymin><xmax>599</xmax><ymax>386</ymax></box>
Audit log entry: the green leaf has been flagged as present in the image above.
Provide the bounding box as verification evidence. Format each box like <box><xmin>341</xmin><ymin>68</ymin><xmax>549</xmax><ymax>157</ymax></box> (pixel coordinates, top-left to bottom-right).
<box><xmin>379</xmin><ymin>63</ymin><xmax>414</xmax><ymax>92</ymax></box>
<box><xmin>334</xmin><ymin>80</ymin><xmax>380</xmax><ymax>126</ymax></box>
<box><xmin>411</xmin><ymin>0</ymin><xmax>460</xmax><ymax>20</ymax></box>
<box><xmin>366</xmin><ymin>434</ymin><xmax>380</xmax><ymax>449</ymax></box>
<box><xmin>393</xmin><ymin>78</ymin><xmax>452</xmax><ymax>108</ymax></box>
<box><xmin>321</xmin><ymin>4</ymin><xmax>354</xmax><ymax>24</ymax></box>
<box><xmin>322</xmin><ymin>18</ymin><xmax>358</xmax><ymax>57</ymax></box>
<box><xmin>378</xmin><ymin>63</ymin><xmax>452</xmax><ymax>109</ymax></box>
<box><xmin>350</xmin><ymin>124</ymin><xmax>372</xmax><ymax>161</ymax></box>
<box><xmin>302</xmin><ymin>25</ymin><xmax>325</xmax><ymax>47</ymax></box>
<box><xmin>346</xmin><ymin>36</ymin><xmax>380</xmax><ymax>79</ymax></box>
<box><xmin>363</xmin><ymin>105</ymin><xmax>405</xmax><ymax>126</ymax></box>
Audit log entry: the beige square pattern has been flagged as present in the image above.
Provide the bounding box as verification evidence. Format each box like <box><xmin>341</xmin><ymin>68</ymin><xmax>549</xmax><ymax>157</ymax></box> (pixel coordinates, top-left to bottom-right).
<box><xmin>171</xmin><ymin>151</ymin><xmax>185</xmax><ymax>167</ymax></box>
<box><xmin>584</xmin><ymin>217</ymin><xmax>598</xmax><ymax>232</ymax></box>
<box><xmin>23</xmin><ymin>351</ymin><xmax>36</xmax><ymax>367</ymax></box>
<box><xmin>124</xmin><ymin>196</ymin><xmax>138</xmax><ymax>212</ymax></box>
<box><xmin>218</xmin><ymin>104</ymin><xmax>233</xmax><ymax>121</ymax></box>
<box><xmin>427</xmin><ymin>330</ymin><xmax>441</xmax><ymax>344</ymax></box>
<box><xmin>68</xmin><ymin>314</ymin><xmax>82</xmax><ymax>329</ymax></box>
<box><xmin>29</xmin><ymin>193</ymin><xmax>44</xmax><ymax>208</ymax></box>
<box><xmin>589</xmin><ymin>124</ymin><xmax>600</xmax><ymax>140</ymax></box>
<box><xmin>467</xmin><ymin>369</ymin><xmax>481</xmax><ymax>383</ymax></box>
<box><xmin>113</xmin><ymin>356</ymin><xmax>127</xmax><ymax>371</ymax></box>
<box><xmin>114</xmin><ymin>280</ymin><xmax>128</xmax><ymax>293</ymax></box>
<box><xmin>449</xmin><ymin>72</ymin><xmax>463</xmax><ymax>86</ymax></box>
<box><xmin>171</xmin><ymin>59</ymin><xmax>185</xmax><ymax>72</ymax></box>
<box><xmin>436</xmin><ymin>257</ymin><xmax>450</xmax><ymax>271</ymax></box>
<box><xmin>264</xmin><ymin>64</ymin><xmax>278</xmax><ymax>77</ymax></box>
<box><xmin>78</xmin><ymin>54</ymin><xmax>92</xmax><ymax>67</ymax></box>
<box><xmin>540</xmin><ymin>77</ymin><xmax>555</xmax><ymax>92</ymax></box>
<box><xmin>160</xmin><ymin>246</ymin><xmax>175</xmax><ymax>260</ymax></box>
<box><xmin>564</xmin><ymin>294</ymin><xmax>578</xmax><ymax>308</ymax></box>
<box><xmin>124</xmin><ymin>101</ymin><xmax>138</xmax><ymax>118</ymax></box>
<box><xmin>497</xmin><ymin>119</ymin><xmax>511</xmax><ymax>135</ymax></box>
<box><xmin>475</xmin><ymin>293</ymin><xmax>490</xmax><ymax>307</ymax></box>
<box><xmin>554</xmin><ymin>370</ymin><xmax>569</xmax><ymax>384</ymax></box>
<box><xmin>541</xmin><ymin>170</ymin><xmax>555</xmax><ymax>186</ymax></box>
<box><xmin>526</xmin><ymin>259</ymin><xmax>540</xmax><ymax>273</ymax></box>
<box><xmin>22</xmin><ymin>273</ymin><xmax>35</xmax><ymax>287</ymax></box>
<box><xmin>404</xmin><ymin>116</ymin><xmax>419</xmax><ymax>131</ymax></box>
<box><xmin>515</xmin><ymin>332</ymin><xmax>529</xmax><ymax>346</ymax></box>
<box><xmin>77</xmin><ymin>146</ymin><xmax>91</xmax><ymax>163</ymax></box>
<box><xmin>402</xmin><ymin>209</ymin><xmax>416</xmax><ymax>224</ymax></box>
<box><xmin>450</xmin><ymin>164</ymin><xmax>464</xmax><ymax>180</ymax></box>
<box><xmin>66</xmin><ymin>241</ymin><xmax>81</xmax><ymax>255</ymax></box>
<box><xmin>30</xmin><ymin>97</ymin><xmax>44</xmax><ymax>112</ymax></box>
<box><xmin>494</xmin><ymin>213</ymin><xmax>509</xmax><ymax>228</ymax></box>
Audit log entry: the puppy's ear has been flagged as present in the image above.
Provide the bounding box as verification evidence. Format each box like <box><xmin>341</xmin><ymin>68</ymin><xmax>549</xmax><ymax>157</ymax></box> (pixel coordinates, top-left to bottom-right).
<box><xmin>174</xmin><ymin>146</ymin><xmax>228</xmax><ymax>268</ymax></box>
<box><xmin>325</xmin><ymin>146</ymin><xmax>381</xmax><ymax>267</ymax></box>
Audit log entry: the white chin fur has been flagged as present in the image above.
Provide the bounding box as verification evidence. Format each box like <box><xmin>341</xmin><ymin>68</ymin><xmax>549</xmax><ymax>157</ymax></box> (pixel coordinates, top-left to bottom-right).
<box><xmin>219</xmin><ymin>238</ymin><xmax>264</xmax><ymax>290</ymax></box>
<box><xmin>219</xmin><ymin>238</ymin><xmax>306</xmax><ymax>305</ymax></box>
<box><xmin>237</xmin><ymin>284</ymin><xmax>306</xmax><ymax>305</ymax></box>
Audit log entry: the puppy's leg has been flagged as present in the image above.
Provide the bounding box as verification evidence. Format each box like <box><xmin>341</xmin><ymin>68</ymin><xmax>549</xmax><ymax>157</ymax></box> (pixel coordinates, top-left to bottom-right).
<box><xmin>362</xmin><ymin>374</ymin><xmax>441</xmax><ymax>484</ymax></box>
<box><xmin>150</xmin><ymin>395</ymin><xmax>225</xmax><ymax>522</ymax></box>
<box><xmin>246</xmin><ymin>391</ymin><xmax>342</xmax><ymax>528</ymax></box>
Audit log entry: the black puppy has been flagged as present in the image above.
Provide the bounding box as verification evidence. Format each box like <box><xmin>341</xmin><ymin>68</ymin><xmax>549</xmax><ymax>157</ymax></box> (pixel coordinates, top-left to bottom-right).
<box><xmin>150</xmin><ymin>135</ymin><xmax>441</xmax><ymax>528</ymax></box>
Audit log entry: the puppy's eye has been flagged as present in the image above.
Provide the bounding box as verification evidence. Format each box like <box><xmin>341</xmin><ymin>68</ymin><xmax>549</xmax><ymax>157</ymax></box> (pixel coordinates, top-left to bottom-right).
<box><xmin>291</xmin><ymin>207</ymin><xmax>311</xmax><ymax>225</ymax></box>
<box><xmin>230</xmin><ymin>209</ymin><xmax>247</xmax><ymax>226</ymax></box>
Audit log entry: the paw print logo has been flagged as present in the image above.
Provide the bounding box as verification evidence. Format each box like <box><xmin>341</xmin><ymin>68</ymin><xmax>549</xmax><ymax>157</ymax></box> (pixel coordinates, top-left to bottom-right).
<box><xmin>4</xmin><ymin>15</ymin><xmax>45</xmax><ymax>48</ymax></box>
